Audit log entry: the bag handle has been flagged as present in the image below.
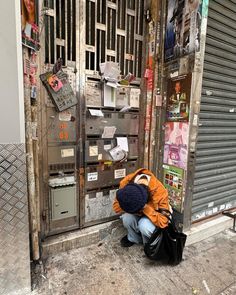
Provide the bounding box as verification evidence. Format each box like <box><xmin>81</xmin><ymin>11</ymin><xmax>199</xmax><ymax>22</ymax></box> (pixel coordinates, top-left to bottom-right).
<box><xmin>156</xmin><ymin>208</ymin><xmax>172</xmax><ymax>223</ymax></box>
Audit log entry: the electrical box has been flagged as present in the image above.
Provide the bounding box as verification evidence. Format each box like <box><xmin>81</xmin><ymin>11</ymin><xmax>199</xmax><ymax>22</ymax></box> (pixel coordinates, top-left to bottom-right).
<box><xmin>50</xmin><ymin>186</ymin><xmax>77</xmax><ymax>221</ymax></box>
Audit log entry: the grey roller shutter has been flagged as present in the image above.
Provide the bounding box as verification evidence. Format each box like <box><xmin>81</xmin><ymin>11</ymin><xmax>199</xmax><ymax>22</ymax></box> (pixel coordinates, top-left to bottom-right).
<box><xmin>192</xmin><ymin>0</ymin><xmax>236</xmax><ymax>221</ymax></box>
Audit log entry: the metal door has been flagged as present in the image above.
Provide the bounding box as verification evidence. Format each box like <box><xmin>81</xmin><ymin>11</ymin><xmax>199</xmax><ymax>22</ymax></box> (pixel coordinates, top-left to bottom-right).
<box><xmin>40</xmin><ymin>0</ymin><xmax>146</xmax><ymax>235</ymax></box>
<box><xmin>192</xmin><ymin>0</ymin><xmax>236</xmax><ymax>221</ymax></box>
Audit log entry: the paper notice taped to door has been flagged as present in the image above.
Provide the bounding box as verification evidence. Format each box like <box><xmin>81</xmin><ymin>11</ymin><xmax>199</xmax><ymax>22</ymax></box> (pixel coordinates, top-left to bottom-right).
<box><xmin>130</xmin><ymin>88</ymin><xmax>140</xmax><ymax>108</ymax></box>
<box><xmin>102</xmin><ymin>126</ymin><xmax>117</xmax><ymax>138</ymax></box>
<box><xmin>87</xmin><ymin>172</ymin><xmax>98</xmax><ymax>181</ymax></box>
<box><xmin>116</xmin><ymin>137</ymin><xmax>129</xmax><ymax>152</ymax></box>
<box><xmin>61</xmin><ymin>148</ymin><xmax>74</xmax><ymax>158</ymax></box>
<box><xmin>114</xmin><ymin>168</ymin><xmax>126</xmax><ymax>179</ymax></box>
<box><xmin>88</xmin><ymin>109</ymin><xmax>104</xmax><ymax>117</ymax></box>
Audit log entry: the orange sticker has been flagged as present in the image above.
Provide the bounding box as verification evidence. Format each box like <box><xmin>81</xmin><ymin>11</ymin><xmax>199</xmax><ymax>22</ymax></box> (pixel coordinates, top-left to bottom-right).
<box><xmin>59</xmin><ymin>131</ymin><xmax>69</xmax><ymax>140</ymax></box>
<box><xmin>59</xmin><ymin>122</ymin><xmax>68</xmax><ymax>129</ymax></box>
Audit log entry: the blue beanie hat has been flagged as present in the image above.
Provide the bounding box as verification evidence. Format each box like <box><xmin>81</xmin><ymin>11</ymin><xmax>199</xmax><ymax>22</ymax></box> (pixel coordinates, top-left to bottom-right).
<box><xmin>116</xmin><ymin>183</ymin><xmax>148</xmax><ymax>213</ymax></box>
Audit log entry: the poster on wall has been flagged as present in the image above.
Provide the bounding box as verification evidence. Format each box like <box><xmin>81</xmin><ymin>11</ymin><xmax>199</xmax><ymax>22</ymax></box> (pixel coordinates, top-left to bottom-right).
<box><xmin>21</xmin><ymin>0</ymin><xmax>40</xmax><ymax>51</ymax></box>
<box><xmin>164</xmin><ymin>122</ymin><xmax>189</xmax><ymax>170</ymax></box>
<box><xmin>164</xmin><ymin>0</ymin><xmax>201</xmax><ymax>61</ymax></box>
<box><xmin>163</xmin><ymin>164</ymin><xmax>184</xmax><ymax>212</ymax></box>
<box><xmin>166</xmin><ymin>74</ymin><xmax>191</xmax><ymax>122</ymax></box>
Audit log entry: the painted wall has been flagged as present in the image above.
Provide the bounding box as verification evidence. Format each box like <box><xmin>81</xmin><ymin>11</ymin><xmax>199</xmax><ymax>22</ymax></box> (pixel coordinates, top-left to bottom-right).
<box><xmin>0</xmin><ymin>1</ymin><xmax>30</xmax><ymax>294</ymax></box>
<box><xmin>0</xmin><ymin>0</ymin><xmax>25</xmax><ymax>144</ymax></box>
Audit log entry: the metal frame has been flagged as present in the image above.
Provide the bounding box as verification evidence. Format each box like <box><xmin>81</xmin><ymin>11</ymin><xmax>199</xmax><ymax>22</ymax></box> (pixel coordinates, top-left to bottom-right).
<box><xmin>39</xmin><ymin>0</ymin><xmax>147</xmax><ymax>236</ymax></box>
<box><xmin>183</xmin><ymin>1</ymin><xmax>209</xmax><ymax>230</ymax></box>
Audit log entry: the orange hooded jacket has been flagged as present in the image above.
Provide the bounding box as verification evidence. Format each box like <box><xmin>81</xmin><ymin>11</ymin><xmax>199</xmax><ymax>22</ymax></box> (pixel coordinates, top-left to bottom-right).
<box><xmin>113</xmin><ymin>168</ymin><xmax>170</xmax><ymax>228</ymax></box>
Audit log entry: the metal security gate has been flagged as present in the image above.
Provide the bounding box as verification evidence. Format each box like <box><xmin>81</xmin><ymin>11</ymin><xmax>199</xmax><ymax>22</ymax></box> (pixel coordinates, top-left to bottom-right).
<box><xmin>40</xmin><ymin>0</ymin><xmax>146</xmax><ymax>236</ymax></box>
<box><xmin>192</xmin><ymin>0</ymin><xmax>236</xmax><ymax>221</ymax></box>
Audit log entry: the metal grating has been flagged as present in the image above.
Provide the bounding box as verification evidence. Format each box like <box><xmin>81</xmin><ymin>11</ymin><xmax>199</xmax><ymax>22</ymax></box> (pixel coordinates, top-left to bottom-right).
<box><xmin>44</xmin><ymin>0</ymin><xmax>76</xmax><ymax>66</ymax></box>
<box><xmin>0</xmin><ymin>144</ymin><xmax>31</xmax><ymax>295</ymax></box>
<box><xmin>192</xmin><ymin>0</ymin><xmax>236</xmax><ymax>221</ymax></box>
<box><xmin>85</xmin><ymin>0</ymin><xmax>144</xmax><ymax>77</ymax></box>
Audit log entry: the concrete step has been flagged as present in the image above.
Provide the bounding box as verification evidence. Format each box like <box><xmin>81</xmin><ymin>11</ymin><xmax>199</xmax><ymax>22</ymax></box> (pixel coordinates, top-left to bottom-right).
<box><xmin>41</xmin><ymin>214</ymin><xmax>234</xmax><ymax>258</ymax></box>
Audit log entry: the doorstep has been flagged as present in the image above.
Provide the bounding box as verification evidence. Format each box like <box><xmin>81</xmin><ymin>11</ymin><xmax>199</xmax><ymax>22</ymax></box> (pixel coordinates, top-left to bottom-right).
<box><xmin>41</xmin><ymin>220</ymin><xmax>122</xmax><ymax>258</ymax></box>
<box><xmin>41</xmin><ymin>213</ymin><xmax>234</xmax><ymax>258</ymax></box>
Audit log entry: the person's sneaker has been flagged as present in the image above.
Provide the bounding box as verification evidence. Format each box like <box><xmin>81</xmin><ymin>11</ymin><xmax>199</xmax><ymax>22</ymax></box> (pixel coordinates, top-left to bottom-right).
<box><xmin>120</xmin><ymin>235</ymin><xmax>134</xmax><ymax>247</ymax></box>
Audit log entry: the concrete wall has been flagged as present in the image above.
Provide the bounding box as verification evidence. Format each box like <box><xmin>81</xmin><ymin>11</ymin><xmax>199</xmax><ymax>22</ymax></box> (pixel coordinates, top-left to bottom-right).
<box><xmin>0</xmin><ymin>1</ymin><xmax>30</xmax><ymax>294</ymax></box>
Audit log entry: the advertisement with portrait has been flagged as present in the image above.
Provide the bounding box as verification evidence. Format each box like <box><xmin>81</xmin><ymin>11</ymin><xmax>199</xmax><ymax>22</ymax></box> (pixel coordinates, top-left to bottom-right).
<box><xmin>21</xmin><ymin>0</ymin><xmax>40</xmax><ymax>51</ymax></box>
<box><xmin>164</xmin><ymin>0</ymin><xmax>201</xmax><ymax>61</ymax></box>
<box><xmin>166</xmin><ymin>74</ymin><xmax>191</xmax><ymax>122</ymax></box>
<box><xmin>163</xmin><ymin>164</ymin><xmax>184</xmax><ymax>212</ymax></box>
<box><xmin>163</xmin><ymin>122</ymin><xmax>189</xmax><ymax>170</ymax></box>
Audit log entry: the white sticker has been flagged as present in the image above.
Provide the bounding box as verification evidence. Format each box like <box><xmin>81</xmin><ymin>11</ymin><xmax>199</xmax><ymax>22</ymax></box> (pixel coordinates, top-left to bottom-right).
<box><xmin>89</xmin><ymin>109</ymin><xmax>104</xmax><ymax>117</ymax></box>
<box><xmin>87</xmin><ymin>172</ymin><xmax>98</xmax><ymax>182</ymax></box>
<box><xmin>212</xmin><ymin>207</ymin><xmax>218</xmax><ymax>214</ymax></box>
<box><xmin>102</xmin><ymin>126</ymin><xmax>117</xmax><ymax>138</ymax></box>
<box><xmin>104</xmin><ymin>144</ymin><xmax>112</xmax><ymax>151</ymax></box>
<box><xmin>59</xmin><ymin>110</ymin><xmax>72</xmax><ymax>121</ymax></box>
<box><xmin>114</xmin><ymin>168</ymin><xmax>126</xmax><ymax>179</ymax></box>
<box><xmin>89</xmin><ymin>146</ymin><xmax>98</xmax><ymax>156</ymax></box>
<box><xmin>193</xmin><ymin>114</ymin><xmax>198</xmax><ymax>126</ymax></box>
<box><xmin>130</xmin><ymin>88</ymin><xmax>140</xmax><ymax>108</ymax></box>
<box><xmin>219</xmin><ymin>204</ymin><xmax>225</xmax><ymax>210</ymax></box>
<box><xmin>208</xmin><ymin>202</ymin><xmax>214</xmax><ymax>208</ymax></box>
<box><xmin>61</xmin><ymin>148</ymin><xmax>74</xmax><ymax>158</ymax></box>
<box><xmin>98</xmin><ymin>154</ymin><xmax>103</xmax><ymax>160</ymax></box>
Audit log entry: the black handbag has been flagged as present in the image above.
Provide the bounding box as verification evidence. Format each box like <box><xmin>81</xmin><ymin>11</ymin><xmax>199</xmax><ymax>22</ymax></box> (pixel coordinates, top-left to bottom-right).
<box><xmin>144</xmin><ymin>209</ymin><xmax>187</xmax><ymax>265</ymax></box>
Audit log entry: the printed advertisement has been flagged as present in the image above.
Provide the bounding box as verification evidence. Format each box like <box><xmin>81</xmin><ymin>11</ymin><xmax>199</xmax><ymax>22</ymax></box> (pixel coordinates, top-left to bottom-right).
<box><xmin>21</xmin><ymin>0</ymin><xmax>40</xmax><ymax>51</ymax></box>
<box><xmin>164</xmin><ymin>0</ymin><xmax>201</xmax><ymax>61</ymax></box>
<box><xmin>166</xmin><ymin>74</ymin><xmax>191</xmax><ymax>122</ymax></box>
<box><xmin>164</xmin><ymin>122</ymin><xmax>189</xmax><ymax>170</ymax></box>
<box><xmin>163</xmin><ymin>164</ymin><xmax>184</xmax><ymax>212</ymax></box>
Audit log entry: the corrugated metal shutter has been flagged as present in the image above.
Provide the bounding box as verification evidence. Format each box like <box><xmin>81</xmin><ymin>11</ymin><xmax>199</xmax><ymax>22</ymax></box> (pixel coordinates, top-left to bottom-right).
<box><xmin>192</xmin><ymin>0</ymin><xmax>236</xmax><ymax>221</ymax></box>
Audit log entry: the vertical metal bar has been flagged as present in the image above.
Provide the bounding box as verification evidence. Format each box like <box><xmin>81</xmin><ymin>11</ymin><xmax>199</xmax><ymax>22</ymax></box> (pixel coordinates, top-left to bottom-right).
<box><xmin>183</xmin><ymin>0</ymin><xmax>209</xmax><ymax>230</ymax></box>
<box><xmin>23</xmin><ymin>49</ymin><xmax>40</xmax><ymax>261</ymax></box>
<box><xmin>78</xmin><ymin>0</ymin><xmax>86</xmax><ymax>228</ymax></box>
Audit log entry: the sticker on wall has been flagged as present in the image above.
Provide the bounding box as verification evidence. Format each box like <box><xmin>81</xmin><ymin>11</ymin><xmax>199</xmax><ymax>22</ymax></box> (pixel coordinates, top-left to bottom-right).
<box><xmin>21</xmin><ymin>0</ymin><xmax>40</xmax><ymax>51</ymax></box>
<box><xmin>59</xmin><ymin>110</ymin><xmax>72</xmax><ymax>121</ymax></box>
<box><xmin>87</xmin><ymin>172</ymin><xmax>98</xmax><ymax>182</ymax></box>
<box><xmin>163</xmin><ymin>122</ymin><xmax>189</xmax><ymax>170</ymax></box>
<box><xmin>163</xmin><ymin>165</ymin><xmax>184</xmax><ymax>213</ymax></box>
<box><xmin>61</xmin><ymin>148</ymin><xmax>74</xmax><ymax>158</ymax></box>
<box><xmin>114</xmin><ymin>169</ymin><xmax>126</xmax><ymax>179</ymax></box>
<box><xmin>166</xmin><ymin>74</ymin><xmax>191</xmax><ymax>122</ymax></box>
<box><xmin>89</xmin><ymin>146</ymin><xmax>98</xmax><ymax>157</ymax></box>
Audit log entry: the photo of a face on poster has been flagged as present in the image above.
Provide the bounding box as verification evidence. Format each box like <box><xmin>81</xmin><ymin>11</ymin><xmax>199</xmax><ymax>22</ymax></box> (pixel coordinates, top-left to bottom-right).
<box><xmin>163</xmin><ymin>122</ymin><xmax>189</xmax><ymax>170</ymax></box>
<box><xmin>164</xmin><ymin>0</ymin><xmax>201</xmax><ymax>61</ymax></box>
<box><xmin>21</xmin><ymin>0</ymin><xmax>39</xmax><ymax>51</ymax></box>
<box><xmin>166</xmin><ymin>74</ymin><xmax>191</xmax><ymax>122</ymax></box>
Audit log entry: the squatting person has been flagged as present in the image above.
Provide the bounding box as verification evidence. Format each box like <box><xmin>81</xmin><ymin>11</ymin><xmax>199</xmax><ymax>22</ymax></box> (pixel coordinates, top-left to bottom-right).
<box><xmin>113</xmin><ymin>168</ymin><xmax>170</xmax><ymax>247</ymax></box>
